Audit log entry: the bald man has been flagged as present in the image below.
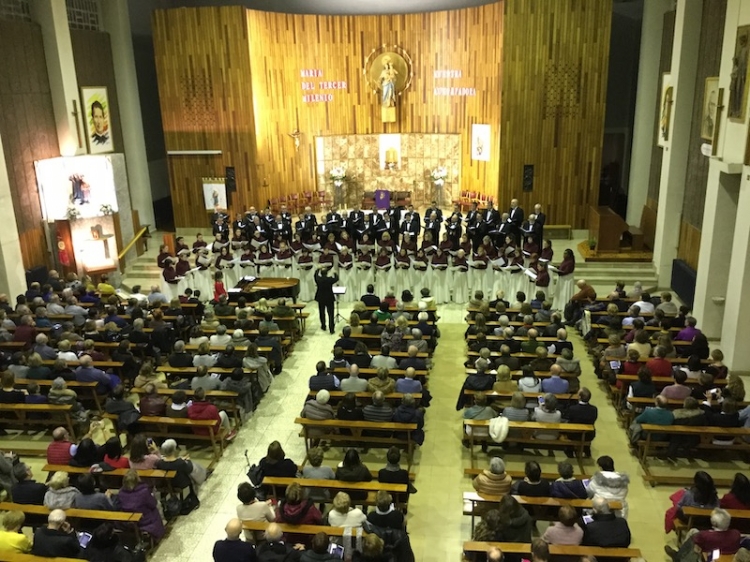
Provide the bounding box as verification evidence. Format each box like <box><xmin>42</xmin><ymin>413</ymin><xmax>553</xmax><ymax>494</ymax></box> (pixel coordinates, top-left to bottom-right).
<box><xmin>212</xmin><ymin>518</ymin><xmax>257</xmax><ymax>562</ymax></box>
<box><xmin>256</xmin><ymin>522</ymin><xmax>301</xmax><ymax>561</ymax></box>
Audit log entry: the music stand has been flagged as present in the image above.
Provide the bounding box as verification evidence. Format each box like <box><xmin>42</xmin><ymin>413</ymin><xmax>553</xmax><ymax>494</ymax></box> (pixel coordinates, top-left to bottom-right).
<box><xmin>333</xmin><ymin>286</ymin><xmax>347</xmax><ymax>323</ymax></box>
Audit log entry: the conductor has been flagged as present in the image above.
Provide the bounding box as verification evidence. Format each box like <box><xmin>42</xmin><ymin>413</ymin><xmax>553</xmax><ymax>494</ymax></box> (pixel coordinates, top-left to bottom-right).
<box><xmin>314</xmin><ymin>267</ymin><xmax>339</xmax><ymax>334</ymax></box>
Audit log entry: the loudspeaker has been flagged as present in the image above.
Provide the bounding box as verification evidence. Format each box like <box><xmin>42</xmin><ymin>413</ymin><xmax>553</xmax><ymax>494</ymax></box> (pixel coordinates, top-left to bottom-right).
<box><xmin>225</xmin><ymin>167</ymin><xmax>236</xmax><ymax>192</ymax></box>
<box><xmin>523</xmin><ymin>165</ymin><xmax>534</xmax><ymax>192</ymax></box>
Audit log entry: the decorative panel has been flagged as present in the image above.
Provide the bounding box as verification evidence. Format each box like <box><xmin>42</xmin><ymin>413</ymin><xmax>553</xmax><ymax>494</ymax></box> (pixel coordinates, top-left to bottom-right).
<box><xmin>315</xmin><ymin>134</ymin><xmax>461</xmax><ymax>208</ymax></box>
<box><xmin>677</xmin><ymin>220</ymin><xmax>701</xmax><ymax>271</ymax></box>
<box><xmin>676</xmin><ymin>0</ymin><xmax>726</xmax><ymax>271</ymax></box>
<box><xmin>0</xmin><ymin>20</ymin><xmax>59</xmax><ymax>269</ymax></box>
<box><xmin>646</xmin><ymin>10</ymin><xmax>676</xmax><ymax>210</ymax></box>
<box><xmin>499</xmin><ymin>0</ymin><xmax>612</xmax><ymax>228</ymax></box>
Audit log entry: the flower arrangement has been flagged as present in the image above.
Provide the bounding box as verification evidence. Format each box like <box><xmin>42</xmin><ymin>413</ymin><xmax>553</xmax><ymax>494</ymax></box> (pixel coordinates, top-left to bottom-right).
<box><xmin>430</xmin><ymin>166</ymin><xmax>448</xmax><ymax>187</ymax></box>
<box><xmin>330</xmin><ymin>167</ymin><xmax>347</xmax><ymax>187</ymax></box>
<box><xmin>66</xmin><ymin>206</ymin><xmax>80</xmax><ymax>221</ymax></box>
<box><xmin>99</xmin><ymin>204</ymin><xmax>114</xmax><ymax>216</ymax></box>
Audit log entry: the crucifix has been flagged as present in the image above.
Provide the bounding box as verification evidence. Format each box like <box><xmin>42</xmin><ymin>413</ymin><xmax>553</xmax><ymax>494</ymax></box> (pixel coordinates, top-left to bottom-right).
<box><xmin>71</xmin><ymin>100</ymin><xmax>83</xmax><ymax>149</ymax></box>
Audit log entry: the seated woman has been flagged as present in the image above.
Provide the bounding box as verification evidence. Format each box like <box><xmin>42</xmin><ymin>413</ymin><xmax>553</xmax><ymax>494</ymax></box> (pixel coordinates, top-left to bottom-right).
<box><xmin>327</xmin><ymin>491</ymin><xmax>367</xmax><ymax>528</ymax></box>
<box><xmin>511</xmin><ymin>460</ymin><xmax>551</xmax><ymax>497</ymax></box>
<box><xmin>335</xmin><ymin>449</ymin><xmax>372</xmax><ymax>501</ymax></box>
<box><xmin>243</xmin><ymin>343</ymin><xmax>273</xmax><ymax>394</ymax></box>
<box><xmin>350</xmin><ymin>341</ymin><xmax>372</xmax><ymax>368</ymax></box>
<box><xmin>69</xmin><ymin>438</ymin><xmax>103</xmax><ymax>468</ymax></box>
<box><xmin>472</xmin><ymin>456</ymin><xmax>512</xmax><ymax>497</ymax></box>
<box><xmin>501</xmin><ymin>392</ymin><xmax>530</xmax><ymax>422</ymax></box>
<box><xmin>44</xmin><ymin>471</ymin><xmax>81</xmax><ymax>509</ymax></box>
<box><xmin>532</xmin><ymin>393</ymin><xmax>562</xmax><ymax>440</ymax></box>
<box><xmin>377</xmin><ymin>446</ymin><xmax>414</xmax><ymax>494</ymax></box>
<box><xmin>496</xmin><ymin>494</ymin><xmax>533</xmax><ymax>543</ymax></box>
<box><xmin>367</xmin><ymin>368</ymin><xmax>396</xmax><ymax>395</ymax></box>
<box><xmin>72</xmin><ymin>473</ymin><xmax>116</xmax><ymax>511</ymax></box>
<box><xmin>103</xmin><ymin>436</ymin><xmax>130</xmax><ymax>469</ymax></box>
<box><xmin>472</xmin><ymin>508</ymin><xmax>501</xmax><ymax>542</ymax></box>
<box><xmin>550</xmin><ymin>461</ymin><xmax>587</xmax><ymax>499</ymax></box>
<box><xmin>367</xmin><ymin>490</ymin><xmax>404</xmax><ymax>530</ymax></box>
<box><xmin>721</xmin><ymin>473</ymin><xmax>750</xmax><ymax>511</ymax></box>
<box><xmin>155</xmin><ymin>439</ymin><xmax>194</xmax><ymax>495</ymax></box>
<box><xmin>128</xmin><ymin>434</ymin><xmax>161</xmax><ymax>470</ymax></box>
<box><xmin>114</xmin><ymin>469</ymin><xmax>166</xmax><ymax>542</ymax></box>
<box><xmin>0</xmin><ymin>371</ymin><xmax>25</xmax><ymax>404</ymax></box>
<box><xmin>542</xmin><ymin>505</ymin><xmax>583</xmax><ymax>545</ymax></box>
<box><xmin>276</xmin><ymin>482</ymin><xmax>323</xmax><ymax>546</ymax></box>
<box><xmin>259</xmin><ymin>441</ymin><xmax>298</xmax><ymax>480</ymax></box>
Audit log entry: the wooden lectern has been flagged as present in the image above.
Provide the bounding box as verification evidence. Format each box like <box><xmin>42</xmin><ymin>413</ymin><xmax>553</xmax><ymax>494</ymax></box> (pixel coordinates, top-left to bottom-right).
<box><xmin>588</xmin><ymin>206</ymin><xmax>627</xmax><ymax>252</ymax></box>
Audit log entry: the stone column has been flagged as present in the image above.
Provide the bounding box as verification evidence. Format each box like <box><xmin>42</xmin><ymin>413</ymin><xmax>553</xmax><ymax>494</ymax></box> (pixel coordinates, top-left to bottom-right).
<box><xmin>0</xmin><ymin>133</ymin><xmax>30</xmax><ymax>296</ymax></box>
<box><xmin>626</xmin><ymin>0</ymin><xmax>672</xmax><ymax>225</ymax></box>
<box><xmin>100</xmin><ymin>0</ymin><xmax>155</xmax><ymax>228</ymax></box>
<box><xmin>652</xmin><ymin>0</ymin><xmax>703</xmax><ymax>287</ymax></box>
<box><xmin>30</xmin><ymin>0</ymin><xmax>85</xmax><ymax>157</ymax></box>
<box><xmin>692</xmin><ymin>162</ymin><xmax>739</xmax><ymax>339</ymax></box>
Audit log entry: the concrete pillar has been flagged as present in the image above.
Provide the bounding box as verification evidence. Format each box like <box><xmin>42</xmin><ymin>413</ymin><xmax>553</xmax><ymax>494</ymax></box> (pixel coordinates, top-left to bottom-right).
<box><xmin>692</xmin><ymin>162</ymin><xmax>738</xmax><ymax>339</ymax></box>
<box><xmin>0</xmin><ymin>134</ymin><xmax>30</xmax><ymax>297</ymax></box>
<box><xmin>30</xmin><ymin>0</ymin><xmax>85</xmax><ymax>157</ymax></box>
<box><xmin>626</xmin><ymin>0</ymin><xmax>672</xmax><ymax>225</ymax></box>
<box><xmin>719</xmin><ymin>176</ymin><xmax>750</xmax><ymax>372</ymax></box>
<box><xmin>652</xmin><ymin>0</ymin><xmax>703</xmax><ymax>287</ymax></box>
<box><xmin>100</xmin><ymin>0</ymin><xmax>155</xmax><ymax>228</ymax></box>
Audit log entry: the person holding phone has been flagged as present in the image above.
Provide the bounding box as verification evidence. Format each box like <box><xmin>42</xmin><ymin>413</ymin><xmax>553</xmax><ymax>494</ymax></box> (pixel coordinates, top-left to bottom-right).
<box><xmin>31</xmin><ymin>509</ymin><xmax>81</xmax><ymax>558</ymax></box>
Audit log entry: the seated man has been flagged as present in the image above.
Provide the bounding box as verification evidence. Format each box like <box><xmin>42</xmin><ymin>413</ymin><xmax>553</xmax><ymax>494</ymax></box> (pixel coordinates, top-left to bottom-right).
<box><xmin>564</xmin><ymin>387</ymin><xmax>598</xmax><ymax>456</ymax></box>
<box><xmin>399</xmin><ymin>345</ymin><xmax>427</xmax><ymax>371</ymax></box>
<box><xmin>676</xmin><ymin>316</ymin><xmax>702</xmax><ymax>342</ymax></box>
<box><xmin>256</xmin><ymin>326</ymin><xmax>283</xmax><ymax>374</ymax></box>
<box><xmin>635</xmin><ymin>395</ymin><xmax>674</xmax><ymax>428</ymax></box>
<box><xmin>370</xmin><ymin>345</ymin><xmax>398</xmax><ymax>370</ymax></box>
<box><xmin>582</xmin><ymin>496</ymin><xmax>631</xmax><ymax>548</ymax></box>
<box><xmin>395</xmin><ymin>367</ymin><xmax>423</xmax><ymax>394</ymax></box>
<box><xmin>212</xmin><ymin>518</ymin><xmax>256</xmax><ymax>562</ymax></box>
<box><xmin>309</xmin><ymin>361</ymin><xmax>340</xmax><ymax>391</ymax></box>
<box><xmin>334</xmin><ymin>326</ymin><xmax>358</xmax><ymax>351</ymax></box>
<box><xmin>666</xmin><ymin>508</ymin><xmax>741</xmax><ymax>561</ymax></box>
<box><xmin>32</xmin><ymin>334</ymin><xmax>57</xmax><ymax>360</ymax></box>
<box><xmin>362</xmin><ymin>313</ymin><xmax>384</xmax><ymax>336</ymax></box>
<box><xmin>272</xmin><ymin>298</ymin><xmax>295</xmax><ymax>318</ymax></box>
<box><xmin>547</xmin><ymin>329</ymin><xmax>574</xmax><ymax>356</ymax></box>
<box><xmin>494</xmin><ymin>345</ymin><xmax>520</xmax><ymax>370</ymax></box>
<box><xmin>10</xmin><ymin>463</ymin><xmax>47</xmax><ymax>505</ymax></box>
<box><xmin>256</xmin><ymin>522</ymin><xmax>300</xmax><ymax>562</ymax></box>
<box><xmin>213</xmin><ymin>295</ymin><xmax>234</xmax><ymax>317</ymax></box>
<box><xmin>339</xmin><ymin>364</ymin><xmax>368</xmax><ymax>393</ymax></box>
<box><xmin>363</xmin><ymin>390</ymin><xmax>394</xmax><ymax>422</ymax></box>
<box><xmin>409</xmin><ymin>329</ymin><xmax>429</xmax><ymax>353</ymax></box>
<box><xmin>361</xmin><ymin>284</ymin><xmax>381</xmax><ymax>308</ymax></box>
<box><xmin>75</xmin><ymin>354</ymin><xmax>117</xmax><ymax>395</ymax></box>
<box><xmin>634</xmin><ymin>293</ymin><xmax>655</xmax><ymax>314</ymax></box>
<box><xmin>31</xmin><ymin>509</ymin><xmax>81</xmax><ymax>558</ymax></box>
<box><xmin>216</xmin><ymin>344</ymin><xmax>242</xmax><ymax>369</ymax></box>
<box><xmin>139</xmin><ymin>383</ymin><xmax>167</xmax><ymax>417</ymax></box>
<box><xmin>541</xmin><ymin>364</ymin><xmax>569</xmax><ymax>394</ymax></box>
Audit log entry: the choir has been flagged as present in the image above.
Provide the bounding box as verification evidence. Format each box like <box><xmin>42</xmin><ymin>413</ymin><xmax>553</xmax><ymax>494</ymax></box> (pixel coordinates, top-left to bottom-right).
<box><xmin>156</xmin><ymin>200</ymin><xmax>576</xmax><ymax>305</ymax></box>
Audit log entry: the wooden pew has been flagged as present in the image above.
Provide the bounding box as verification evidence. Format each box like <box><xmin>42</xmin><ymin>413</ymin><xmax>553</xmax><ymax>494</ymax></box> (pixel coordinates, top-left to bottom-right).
<box><xmin>675</xmin><ymin>506</ymin><xmax>750</xmax><ymax>540</ymax></box>
<box><xmin>462</xmin><ymin>419</ymin><xmax>595</xmax><ymax>473</ymax></box>
<box><xmin>156</xmin><ymin>366</ymin><xmax>257</xmax><ymax>376</ymax></box>
<box><xmin>463</xmin><ymin>492</ymin><xmax>622</xmax><ymax>532</ymax></box>
<box><xmin>331</xmin><ymin>367</ymin><xmax>430</xmax><ymax>382</ymax></box>
<box><xmin>0</xmin><ymin>403</ymin><xmax>76</xmax><ymax>439</ymax></box>
<box><xmin>462</xmin><ymin>541</ymin><xmax>641</xmax><ymax>562</ymax></box>
<box><xmin>463</xmin><ymin>390</ymin><xmax>577</xmax><ymax>406</ymax></box>
<box><xmin>622</xmin><ymin>396</ymin><xmax>749</xmax><ymax>426</ymax></box>
<box><xmin>637</xmin><ymin>424</ymin><xmax>750</xmax><ymax>486</ymax></box>
<box><xmin>294</xmin><ymin>417</ymin><xmax>418</xmax><ymax>468</ymax></box>
<box><xmin>611</xmin><ymin>375</ymin><xmax>727</xmax><ymax>408</ymax></box>
<box><xmin>305</xmin><ymin>390</ymin><xmax>422</xmax><ymax>405</ymax></box>
<box><xmin>0</xmin><ymin>501</ymin><xmax>142</xmax><ymax>537</ymax></box>
<box><xmin>465</xmin><ymin>369</ymin><xmax>574</xmax><ymax>380</ymax></box>
<box><xmin>463</xmin><ymin>468</ymin><xmax>585</xmax><ymax>480</ymax></box>
<box><xmin>102</xmin><ymin>413</ymin><xmax>226</xmax><ymax>464</ymax></box>
<box><xmin>262</xmin><ymin>476</ymin><xmax>409</xmax><ymax>508</ymax></box>
<box><xmin>129</xmin><ymin>386</ymin><xmax>243</xmax><ymax>429</ymax></box>
<box><xmin>11</xmin><ymin>554</ymin><xmax>84</xmax><ymax>562</ymax></box>
<box><xmin>242</xmin><ymin>520</ymin><xmax>364</xmax><ymax>538</ymax></box>
<box><xmin>15</xmin><ymin>378</ymin><xmax>101</xmax><ymax>411</ymax></box>
<box><xmin>43</xmin><ymin>463</ymin><xmax>176</xmax><ymax>491</ymax></box>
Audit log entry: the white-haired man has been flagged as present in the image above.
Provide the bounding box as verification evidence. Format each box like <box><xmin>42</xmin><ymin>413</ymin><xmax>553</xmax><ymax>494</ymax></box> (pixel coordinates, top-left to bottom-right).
<box><xmin>582</xmin><ymin>496</ymin><xmax>631</xmax><ymax>548</ymax></box>
<box><xmin>665</xmin><ymin>508</ymin><xmax>741</xmax><ymax>561</ymax></box>
<box><xmin>31</xmin><ymin>509</ymin><xmax>80</xmax><ymax>558</ymax></box>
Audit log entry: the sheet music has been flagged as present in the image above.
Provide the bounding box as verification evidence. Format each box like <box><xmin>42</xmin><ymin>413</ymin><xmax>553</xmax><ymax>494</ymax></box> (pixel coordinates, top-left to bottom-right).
<box><xmin>548</xmin><ymin>265</ymin><xmax>559</xmax><ymax>273</ymax></box>
<box><xmin>303</xmin><ymin>242</ymin><xmax>322</xmax><ymax>252</ymax></box>
<box><xmin>524</xmin><ymin>268</ymin><xmax>538</xmax><ymax>280</ymax></box>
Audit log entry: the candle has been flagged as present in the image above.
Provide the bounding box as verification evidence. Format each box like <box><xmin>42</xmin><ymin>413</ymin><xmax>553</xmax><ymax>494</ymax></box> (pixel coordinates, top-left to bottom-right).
<box><xmin>386</xmin><ymin>148</ymin><xmax>397</xmax><ymax>163</ymax></box>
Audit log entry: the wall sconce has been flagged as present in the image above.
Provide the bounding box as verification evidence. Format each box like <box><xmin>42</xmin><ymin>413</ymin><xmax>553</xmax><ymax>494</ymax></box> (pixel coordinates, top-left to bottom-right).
<box><xmin>288</xmin><ymin>129</ymin><xmax>302</xmax><ymax>151</ymax></box>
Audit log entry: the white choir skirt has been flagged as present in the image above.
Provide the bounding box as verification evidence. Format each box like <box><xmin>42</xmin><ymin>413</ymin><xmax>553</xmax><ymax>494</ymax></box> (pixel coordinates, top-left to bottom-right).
<box><xmin>410</xmin><ymin>268</ymin><xmax>431</xmax><ymax>296</ymax></box>
<box><xmin>394</xmin><ymin>267</ymin><xmax>411</xmax><ymax>295</ymax></box>
<box><xmin>222</xmin><ymin>266</ymin><xmax>239</xmax><ymax>289</ymax></box>
<box><xmin>375</xmin><ymin>268</ymin><xmax>395</xmax><ymax>298</ymax></box>
<box><xmin>276</xmin><ymin>263</ymin><xmax>294</xmax><ymax>280</ymax></box>
<box><xmin>468</xmin><ymin>267</ymin><xmax>488</xmax><ymax>296</ymax></box>
<box><xmin>163</xmin><ymin>282</ymin><xmax>180</xmax><ymax>301</ymax></box>
<box><xmin>451</xmin><ymin>268</ymin><xmax>469</xmax><ymax>303</ymax></box>
<box><xmin>337</xmin><ymin>267</ymin><xmax>357</xmax><ymax>303</ymax></box>
<box><xmin>552</xmin><ymin>274</ymin><xmax>575</xmax><ymax>312</ymax></box>
<box><xmin>257</xmin><ymin>263</ymin><xmax>275</xmax><ymax>279</ymax></box>
<box><xmin>356</xmin><ymin>266</ymin><xmax>373</xmax><ymax>297</ymax></box>
<box><xmin>192</xmin><ymin>269</ymin><xmax>214</xmax><ymax>301</ymax></box>
<box><xmin>298</xmin><ymin>267</ymin><xmax>315</xmax><ymax>302</ymax></box>
<box><xmin>430</xmin><ymin>268</ymin><xmax>450</xmax><ymax>304</ymax></box>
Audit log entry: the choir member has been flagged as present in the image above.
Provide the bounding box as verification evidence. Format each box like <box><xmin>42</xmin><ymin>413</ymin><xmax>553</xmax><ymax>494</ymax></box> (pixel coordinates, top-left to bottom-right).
<box><xmin>551</xmin><ymin>248</ymin><xmax>576</xmax><ymax>312</ymax></box>
<box><xmin>375</xmin><ymin>248</ymin><xmax>393</xmax><ymax>297</ymax></box>
<box><xmin>157</xmin><ymin>244</ymin><xmax>171</xmax><ymax>269</ymax></box>
<box><xmin>431</xmin><ymin>248</ymin><xmax>450</xmax><ymax>304</ymax></box>
<box><xmin>192</xmin><ymin>233</ymin><xmax>208</xmax><ymax>254</ymax></box>
<box><xmin>447</xmin><ymin>214</ymin><xmax>462</xmax><ymax>249</ymax></box>
<box><xmin>451</xmin><ymin>249</ymin><xmax>469</xmax><ymax>302</ymax></box>
<box><xmin>175</xmin><ymin>236</ymin><xmax>189</xmax><ymax>254</ymax></box>
<box><xmin>540</xmin><ymin>239</ymin><xmax>554</xmax><ymax>262</ymax></box>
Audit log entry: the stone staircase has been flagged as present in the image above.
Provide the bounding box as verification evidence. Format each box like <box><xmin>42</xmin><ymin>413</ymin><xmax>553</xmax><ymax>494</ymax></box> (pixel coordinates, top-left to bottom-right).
<box><xmin>575</xmin><ymin>260</ymin><xmax>659</xmax><ymax>296</ymax></box>
<box><xmin>120</xmin><ymin>252</ymin><xmax>163</xmax><ymax>293</ymax></box>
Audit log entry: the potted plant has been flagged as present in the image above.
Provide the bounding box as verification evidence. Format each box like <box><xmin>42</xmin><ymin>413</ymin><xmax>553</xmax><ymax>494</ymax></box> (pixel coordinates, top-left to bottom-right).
<box><xmin>66</xmin><ymin>206</ymin><xmax>80</xmax><ymax>221</ymax></box>
<box><xmin>588</xmin><ymin>236</ymin><xmax>597</xmax><ymax>250</ymax></box>
<box><xmin>329</xmin><ymin>166</ymin><xmax>347</xmax><ymax>188</ymax></box>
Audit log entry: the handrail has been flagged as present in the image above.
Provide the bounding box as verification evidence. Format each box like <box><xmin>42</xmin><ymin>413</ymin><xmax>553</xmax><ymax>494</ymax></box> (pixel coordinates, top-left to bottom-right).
<box><xmin>118</xmin><ymin>226</ymin><xmax>149</xmax><ymax>261</ymax></box>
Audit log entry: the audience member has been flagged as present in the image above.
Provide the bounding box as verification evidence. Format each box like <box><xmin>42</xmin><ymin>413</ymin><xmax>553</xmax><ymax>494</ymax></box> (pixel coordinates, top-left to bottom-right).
<box><xmin>582</xmin><ymin>496</ymin><xmax>631</xmax><ymax>547</ymax></box>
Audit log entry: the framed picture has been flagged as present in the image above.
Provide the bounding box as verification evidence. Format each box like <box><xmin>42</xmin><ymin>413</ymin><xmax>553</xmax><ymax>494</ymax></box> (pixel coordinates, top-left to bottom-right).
<box><xmin>471</xmin><ymin>124</ymin><xmax>491</xmax><ymax>161</ymax></box>
<box><xmin>701</xmin><ymin>77</ymin><xmax>719</xmax><ymax>141</ymax></box>
<box><xmin>202</xmin><ymin>178</ymin><xmax>227</xmax><ymax>210</ymax></box>
<box><xmin>728</xmin><ymin>26</ymin><xmax>750</xmax><ymax>122</ymax></box>
<box><xmin>657</xmin><ymin>73</ymin><xmax>673</xmax><ymax>148</ymax></box>
<box><xmin>81</xmin><ymin>87</ymin><xmax>114</xmax><ymax>154</ymax></box>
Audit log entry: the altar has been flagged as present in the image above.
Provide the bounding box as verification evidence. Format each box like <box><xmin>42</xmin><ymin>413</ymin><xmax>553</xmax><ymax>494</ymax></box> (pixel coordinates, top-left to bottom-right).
<box><xmin>315</xmin><ymin>133</ymin><xmax>460</xmax><ymax>208</ymax></box>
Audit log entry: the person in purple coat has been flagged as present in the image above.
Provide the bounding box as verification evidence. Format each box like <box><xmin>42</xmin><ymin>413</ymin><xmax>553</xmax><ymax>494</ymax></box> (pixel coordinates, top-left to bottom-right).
<box><xmin>115</xmin><ymin>469</ymin><xmax>166</xmax><ymax>541</ymax></box>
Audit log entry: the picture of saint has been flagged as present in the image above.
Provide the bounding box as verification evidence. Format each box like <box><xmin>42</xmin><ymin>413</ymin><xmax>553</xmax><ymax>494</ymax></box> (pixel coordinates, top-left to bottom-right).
<box><xmin>91</xmin><ymin>101</ymin><xmax>109</xmax><ymax>146</ymax></box>
<box><xmin>701</xmin><ymin>77</ymin><xmax>719</xmax><ymax>141</ymax></box>
<box><xmin>657</xmin><ymin>73</ymin><xmax>672</xmax><ymax>148</ymax></box>
<box><xmin>729</xmin><ymin>27</ymin><xmax>750</xmax><ymax>121</ymax></box>
<box><xmin>81</xmin><ymin>86</ymin><xmax>115</xmax><ymax>154</ymax></box>
<box><xmin>379</xmin><ymin>56</ymin><xmax>398</xmax><ymax>108</ymax></box>
<box><xmin>69</xmin><ymin>173</ymin><xmax>91</xmax><ymax>205</ymax></box>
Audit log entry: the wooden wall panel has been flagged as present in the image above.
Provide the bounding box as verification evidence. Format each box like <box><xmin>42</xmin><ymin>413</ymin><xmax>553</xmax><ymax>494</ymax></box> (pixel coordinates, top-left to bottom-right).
<box><xmin>500</xmin><ymin>0</ymin><xmax>612</xmax><ymax>228</ymax></box>
<box><xmin>677</xmin><ymin>220</ymin><xmax>701</xmax><ymax>271</ymax></box>
<box><xmin>153</xmin><ymin>1</ymin><xmax>611</xmax><ymax>229</ymax></box>
<box><xmin>152</xmin><ymin>7</ymin><xmax>259</xmax><ymax>228</ymax></box>
<box><xmin>0</xmin><ymin>21</ymin><xmax>59</xmax><ymax>269</ymax></box>
<box><xmin>646</xmin><ymin>10</ymin><xmax>676</xmax><ymax>211</ymax></box>
<box><xmin>70</xmin><ymin>30</ymin><xmax>125</xmax><ymax>154</ymax></box>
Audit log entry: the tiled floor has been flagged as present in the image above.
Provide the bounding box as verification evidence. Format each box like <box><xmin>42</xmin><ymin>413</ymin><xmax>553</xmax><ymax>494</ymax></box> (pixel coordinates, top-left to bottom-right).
<box><xmin>6</xmin><ymin>301</ymin><xmax>744</xmax><ymax>561</ymax></box>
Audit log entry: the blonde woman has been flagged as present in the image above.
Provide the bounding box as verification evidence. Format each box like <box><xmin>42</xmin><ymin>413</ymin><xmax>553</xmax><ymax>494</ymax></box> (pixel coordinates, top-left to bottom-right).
<box><xmin>44</xmin><ymin>471</ymin><xmax>80</xmax><ymax>509</ymax></box>
<box><xmin>133</xmin><ymin>365</ymin><xmax>168</xmax><ymax>389</ymax></box>
<box><xmin>493</xmin><ymin>365</ymin><xmax>515</xmax><ymax>393</ymax></box>
<box><xmin>348</xmin><ymin>313</ymin><xmax>363</xmax><ymax>335</ymax></box>
<box><xmin>326</xmin><ymin>492</ymin><xmax>367</xmax><ymax>527</ymax></box>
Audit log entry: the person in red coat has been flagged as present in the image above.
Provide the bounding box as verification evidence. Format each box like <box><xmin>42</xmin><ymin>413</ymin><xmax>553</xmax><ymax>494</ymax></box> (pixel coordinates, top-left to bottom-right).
<box><xmin>187</xmin><ymin>387</ymin><xmax>236</xmax><ymax>440</ymax></box>
<box><xmin>646</xmin><ymin>346</ymin><xmax>673</xmax><ymax>378</ymax></box>
<box><xmin>12</xmin><ymin>315</ymin><xmax>37</xmax><ymax>349</ymax></box>
<box><xmin>275</xmin><ymin>482</ymin><xmax>323</xmax><ymax>546</ymax></box>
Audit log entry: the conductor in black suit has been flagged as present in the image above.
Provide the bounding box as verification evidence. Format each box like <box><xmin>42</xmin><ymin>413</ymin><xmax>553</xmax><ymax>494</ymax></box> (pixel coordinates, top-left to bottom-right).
<box><xmin>314</xmin><ymin>267</ymin><xmax>339</xmax><ymax>334</ymax></box>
